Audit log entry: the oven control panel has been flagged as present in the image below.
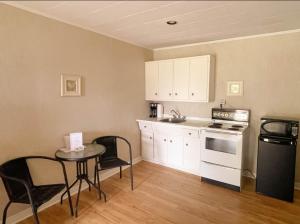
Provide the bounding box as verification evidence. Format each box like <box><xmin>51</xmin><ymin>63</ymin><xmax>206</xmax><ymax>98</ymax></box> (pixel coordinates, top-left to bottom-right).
<box><xmin>212</xmin><ymin>108</ymin><xmax>250</xmax><ymax>122</ymax></box>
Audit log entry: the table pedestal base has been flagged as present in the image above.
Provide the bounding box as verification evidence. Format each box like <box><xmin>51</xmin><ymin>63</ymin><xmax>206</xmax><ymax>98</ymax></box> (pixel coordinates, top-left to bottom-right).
<box><xmin>60</xmin><ymin>160</ymin><xmax>106</xmax><ymax>217</ymax></box>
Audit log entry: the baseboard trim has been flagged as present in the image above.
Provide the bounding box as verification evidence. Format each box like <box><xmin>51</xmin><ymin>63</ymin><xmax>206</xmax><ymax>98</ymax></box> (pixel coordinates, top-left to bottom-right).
<box><xmin>242</xmin><ymin>169</ymin><xmax>256</xmax><ymax>179</ymax></box>
<box><xmin>4</xmin><ymin>156</ymin><xmax>142</xmax><ymax>224</ymax></box>
<box><xmin>294</xmin><ymin>182</ymin><xmax>300</xmax><ymax>190</ymax></box>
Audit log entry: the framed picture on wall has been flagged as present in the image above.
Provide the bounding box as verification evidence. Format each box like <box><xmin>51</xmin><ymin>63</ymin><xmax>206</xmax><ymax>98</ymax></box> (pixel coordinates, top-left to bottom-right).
<box><xmin>61</xmin><ymin>74</ymin><xmax>81</xmax><ymax>96</ymax></box>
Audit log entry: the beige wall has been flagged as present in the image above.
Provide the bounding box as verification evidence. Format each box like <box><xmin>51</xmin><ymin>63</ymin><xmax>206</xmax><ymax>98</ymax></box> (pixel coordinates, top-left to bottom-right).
<box><xmin>154</xmin><ymin>31</ymin><xmax>300</xmax><ymax>181</ymax></box>
<box><xmin>0</xmin><ymin>3</ymin><xmax>152</xmax><ymax>218</ymax></box>
<box><xmin>1</xmin><ymin>1</ymin><xmax>300</xmax><ymax>220</ymax></box>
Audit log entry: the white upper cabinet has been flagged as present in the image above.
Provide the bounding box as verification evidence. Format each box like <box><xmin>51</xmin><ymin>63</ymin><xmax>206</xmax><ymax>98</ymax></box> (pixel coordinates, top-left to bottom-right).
<box><xmin>173</xmin><ymin>58</ymin><xmax>189</xmax><ymax>100</ymax></box>
<box><xmin>145</xmin><ymin>61</ymin><xmax>159</xmax><ymax>100</ymax></box>
<box><xmin>189</xmin><ymin>55</ymin><xmax>214</xmax><ymax>102</ymax></box>
<box><xmin>158</xmin><ymin>60</ymin><xmax>173</xmax><ymax>100</ymax></box>
<box><xmin>145</xmin><ymin>55</ymin><xmax>214</xmax><ymax>102</ymax></box>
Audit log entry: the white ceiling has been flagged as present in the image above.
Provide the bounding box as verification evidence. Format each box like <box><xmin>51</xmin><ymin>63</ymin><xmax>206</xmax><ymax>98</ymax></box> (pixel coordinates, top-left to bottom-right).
<box><xmin>4</xmin><ymin>1</ymin><xmax>300</xmax><ymax>49</ymax></box>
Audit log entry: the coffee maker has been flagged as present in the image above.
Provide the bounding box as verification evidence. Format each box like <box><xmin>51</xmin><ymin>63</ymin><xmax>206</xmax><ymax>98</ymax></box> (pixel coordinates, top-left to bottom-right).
<box><xmin>149</xmin><ymin>103</ymin><xmax>157</xmax><ymax>118</ymax></box>
<box><xmin>149</xmin><ymin>103</ymin><xmax>163</xmax><ymax>118</ymax></box>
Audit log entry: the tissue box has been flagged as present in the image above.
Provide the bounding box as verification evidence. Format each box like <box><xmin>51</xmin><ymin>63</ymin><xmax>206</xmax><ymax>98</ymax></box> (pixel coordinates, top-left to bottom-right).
<box><xmin>64</xmin><ymin>132</ymin><xmax>83</xmax><ymax>151</ymax></box>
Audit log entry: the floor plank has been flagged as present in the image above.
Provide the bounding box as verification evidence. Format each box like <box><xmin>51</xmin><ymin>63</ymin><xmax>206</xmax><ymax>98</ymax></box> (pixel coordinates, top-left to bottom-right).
<box><xmin>19</xmin><ymin>161</ymin><xmax>300</xmax><ymax>224</ymax></box>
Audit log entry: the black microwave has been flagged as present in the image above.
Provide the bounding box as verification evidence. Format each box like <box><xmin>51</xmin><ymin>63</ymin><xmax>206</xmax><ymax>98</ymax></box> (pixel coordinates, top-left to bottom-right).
<box><xmin>260</xmin><ymin>117</ymin><xmax>299</xmax><ymax>139</ymax></box>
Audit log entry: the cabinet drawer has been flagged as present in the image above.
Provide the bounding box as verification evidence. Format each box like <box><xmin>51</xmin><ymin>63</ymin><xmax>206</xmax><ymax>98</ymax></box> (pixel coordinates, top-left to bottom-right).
<box><xmin>138</xmin><ymin>122</ymin><xmax>153</xmax><ymax>132</ymax></box>
<box><xmin>153</xmin><ymin>124</ymin><xmax>182</xmax><ymax>136</ymax></box>
<box><xmin>182</xmin><ymin>129</ymin><xmax>199</xmax><ymax>138</ymax></box>
<box><xmin>201</xmin><ymin>161</ymin><xmax>241</xmax><ymax>187</ymax></box>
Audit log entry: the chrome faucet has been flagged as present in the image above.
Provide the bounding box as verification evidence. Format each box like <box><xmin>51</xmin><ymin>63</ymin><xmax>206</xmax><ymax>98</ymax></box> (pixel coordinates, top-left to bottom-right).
<box><xmin>170</xmin><ymin>109</ymin><xmax>182</xmax><ymax>119</ymax></box>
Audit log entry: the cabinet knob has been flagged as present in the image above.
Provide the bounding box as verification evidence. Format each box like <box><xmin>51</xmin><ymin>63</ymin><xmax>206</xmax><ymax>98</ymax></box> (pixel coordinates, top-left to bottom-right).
<box><xmin>191</xmin><ymin>93</ymin><xmax>194</xmax><ymax>96</ymax></box>
<box><xmin>164</xmin><ymin>139</ymin><xmax>166</xmax><ymax>142</ymax></box>
<box><xmin>169</xmin><ymin>93</ymin><xmax>172</xmax><ymax>96</ymax></box>
<box><xmin>175</xmin><ymin>93</ymin><xmax>178</xmax><ymax>96</ymax></box>
<box><xmin>170</xmin><ymin>140</ymin><xmax>173</xmax><ymax>143</ymax></box>
<box><xmin>155</xmin><ymin>93</ymin><xmax>158</xmax><ymax>95</ymax></box>
<box><xmin>150</xmin><ymin>137</ymin><xmax>152</xmax><ymax>140</ymax></box>
<box><xmin>144</xmin><ymin>126</ymin><xmax>147</xmax><ymax>128</ymax></box>
<box><xmin>186</xmin><ymin>143</ymin><xmax>189</xmax><ymax>146</ymax></box>
<box><xmin>188</xmin><ymin>133</ymin><xmax>192</xmax><ymax>135</ymax></box>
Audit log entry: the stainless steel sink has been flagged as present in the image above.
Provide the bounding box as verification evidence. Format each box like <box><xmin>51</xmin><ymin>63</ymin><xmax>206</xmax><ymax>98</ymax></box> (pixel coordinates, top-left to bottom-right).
<box><xmin>159</xmin><ymin>118</ymin><xmax>186</xmax><ymax>123</ymax></box>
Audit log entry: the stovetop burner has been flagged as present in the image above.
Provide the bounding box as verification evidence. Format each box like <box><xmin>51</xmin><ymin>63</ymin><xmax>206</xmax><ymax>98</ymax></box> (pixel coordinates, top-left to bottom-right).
<box><xmin>213</xmin><ymin>123</ymin><xmax>223</xmax><ymax>126</ymax></box>
<box><xmin>209</xmin><ymin>123</ymin><xmax>223</xmax><ymax>128</ymax></box>
<box><xmin>231</xmin><ymin>125</ymin><xmax>243</xmax><ymax>128</ymax></box>
<box><xmin>227</xmin><ymin>127</ymin><xmax>240</xmax><ymax>131</ymax></box>
<box><xmin>207</xmin><ymin>122</ymin><xmax>245</xmax><ymax>132</ymax></box>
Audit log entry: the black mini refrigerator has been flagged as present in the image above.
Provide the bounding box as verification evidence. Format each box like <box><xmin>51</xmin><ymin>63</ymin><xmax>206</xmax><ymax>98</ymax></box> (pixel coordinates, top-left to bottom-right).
<box><xmin>256</xmin><ymin>117</ymin><xmax>299</xmax><ymax>202</ymax></box>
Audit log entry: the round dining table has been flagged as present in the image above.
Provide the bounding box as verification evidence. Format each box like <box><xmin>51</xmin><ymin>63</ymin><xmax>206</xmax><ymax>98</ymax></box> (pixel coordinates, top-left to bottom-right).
<box><xmin>55</xmin><ymin>143</ymin><xmax>106</xmax><ymax>217</ymax></box>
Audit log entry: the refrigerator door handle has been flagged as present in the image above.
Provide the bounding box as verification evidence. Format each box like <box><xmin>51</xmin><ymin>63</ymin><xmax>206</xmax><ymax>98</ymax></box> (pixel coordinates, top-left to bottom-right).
<box><xmin>260</xmin><ymin>137</ymin><xmax>294</xmax><ymax>145</ymax></box>
<box><xmin>262</xmin><ymin>138</ymin><xmax>280</xmax><ymax>144</ymax></box>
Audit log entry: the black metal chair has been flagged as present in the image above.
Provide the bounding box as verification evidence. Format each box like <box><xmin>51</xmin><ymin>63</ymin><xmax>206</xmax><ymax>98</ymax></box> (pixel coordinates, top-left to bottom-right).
<box><xmin>0</xmin><ymin>156</ymin><xmax>73</xmax><ymax>224</ymax></box>
<box><xmin>92</xmin><ymin>136</ymin><xmax>133</xmax><ymax>191</ymax></box>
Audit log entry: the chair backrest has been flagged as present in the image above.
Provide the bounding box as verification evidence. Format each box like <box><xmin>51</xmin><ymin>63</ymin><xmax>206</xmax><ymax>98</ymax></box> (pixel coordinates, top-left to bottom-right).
<box><xmin>92</xmin><ymin>136</ymin><xmax>118</xmax><ymax>160</ymax></box>
<box><xmin>0</xmin><ymin>158</ymin><xmax>34</xmax><ymax>201</ymax></box>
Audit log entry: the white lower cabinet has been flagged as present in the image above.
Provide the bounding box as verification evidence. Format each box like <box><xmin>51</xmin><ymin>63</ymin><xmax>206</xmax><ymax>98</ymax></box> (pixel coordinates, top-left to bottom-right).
<box><xmin>139</xmin><ymin>121</ymin><xmax>201</xmax><ymax>176</ymax></box>
<box><xmin>154</xmin><ymin>134</ymin><xmax>168</xmax><ymax>164</ymax></box>
<box><xmin>141</xmin><ymin>132</ymin><xmax>154</xmax><ymax>162</ymax></box>
<box><xmin>183</xmin><ymin>137</ymin><xmax>201</xmax><ymax>175</ymax></box>
<box><xmin>154</xmin><ymin>134</ymin><xmax>183</xmax><ymax>167</ymax></box>
<box><xmin>167</xmin><ymin>136</ymin><xmax>183</xmax><ymax>168</ymax></box>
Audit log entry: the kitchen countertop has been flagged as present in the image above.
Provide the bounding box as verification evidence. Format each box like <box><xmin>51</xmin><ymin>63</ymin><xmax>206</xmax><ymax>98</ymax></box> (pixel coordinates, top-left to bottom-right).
<box><xmin>136</xmin><ymin>117</ymin><xmax>211</xmax><ymax>129</ymax></box>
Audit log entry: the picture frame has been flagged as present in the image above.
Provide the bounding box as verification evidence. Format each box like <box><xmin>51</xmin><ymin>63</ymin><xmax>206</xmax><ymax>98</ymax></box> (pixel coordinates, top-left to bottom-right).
<box><xmin>61</xmin><ymin>74</ymin><xmax>81</xmax><ymax>96</ymax></box>
<box><xmin>227</xmin><ymin>81</ymin><xmax>243</xmax><ymax>96</ymax></box>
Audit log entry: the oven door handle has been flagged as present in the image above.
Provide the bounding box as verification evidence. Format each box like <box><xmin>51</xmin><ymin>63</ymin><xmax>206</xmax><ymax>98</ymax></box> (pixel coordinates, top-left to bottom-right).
<box><xmin>204</xmin><ymin>130</ymin><xmax>239</xmax><ymax>136</ymax></box>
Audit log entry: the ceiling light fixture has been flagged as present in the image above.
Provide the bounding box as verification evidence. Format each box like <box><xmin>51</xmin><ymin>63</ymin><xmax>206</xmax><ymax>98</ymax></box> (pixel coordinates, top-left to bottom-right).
<box><xmin>166</xmin><ymin>20</ymin><xmax>177</xmax><ymax>25</ymax></box>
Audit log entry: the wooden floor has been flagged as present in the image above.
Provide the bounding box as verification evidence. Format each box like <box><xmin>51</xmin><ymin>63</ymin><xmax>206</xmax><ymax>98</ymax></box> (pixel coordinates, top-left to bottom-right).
<box><xmin>20</xmin><ymin>161</ymin><xmax>300</xmax><ymax>224</ymax></box>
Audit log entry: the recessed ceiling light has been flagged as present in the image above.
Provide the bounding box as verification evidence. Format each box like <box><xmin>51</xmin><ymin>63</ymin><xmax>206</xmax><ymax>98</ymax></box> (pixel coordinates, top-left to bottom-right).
<box><xmin>166</xmin><ymin>20</ymin><xmax>177</xmax><ymax>25</ymax></box>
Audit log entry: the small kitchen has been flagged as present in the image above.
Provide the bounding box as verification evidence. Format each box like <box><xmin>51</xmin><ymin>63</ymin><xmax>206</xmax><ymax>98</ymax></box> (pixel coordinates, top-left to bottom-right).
<box><xmin>137</xmin><ymin>34</ymin><xmax>300</xmax><ymax>202</ymax></box>
<box><xmin>1</xmin><ymin>2</ymin><xmax>300</xmax><ymax>223</ymax></box>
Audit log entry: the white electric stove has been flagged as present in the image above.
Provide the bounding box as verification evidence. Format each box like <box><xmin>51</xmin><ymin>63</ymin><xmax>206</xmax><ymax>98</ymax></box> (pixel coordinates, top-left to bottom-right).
<box><xmin>200</xmin><ymin>108</ymin><xmax>250</xmax><ymax>191</ymax></box>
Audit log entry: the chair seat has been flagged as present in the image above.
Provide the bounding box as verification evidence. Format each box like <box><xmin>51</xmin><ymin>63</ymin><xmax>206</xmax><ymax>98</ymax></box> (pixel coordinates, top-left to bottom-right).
<box><xmin>98</xmin><ymin>158</ymin><xmax>129</xmax><ymax>170</ymax></box>
<box><xmin>16</xmin><ymin>184</ymin><xmax>65</xmax><ymax>207</ymax></box>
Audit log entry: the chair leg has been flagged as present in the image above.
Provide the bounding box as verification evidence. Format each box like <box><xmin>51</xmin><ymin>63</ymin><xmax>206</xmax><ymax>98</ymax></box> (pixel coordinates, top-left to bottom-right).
<box><xmin>2</xmin><ymin>201</ymin><xmax>11</xmax><ymax>224</ymax></box>
<box><xmin>120</xmin><ymin>166</ymin><xmax>122</xmax><ymax>179</ymax></box>
<box><xmin>94</xmin><ymin>165</ymin><xmax>97</xmax><ymax>185</ymax></box>
<box><xmin>31</xmin><ymin>206</ymin><xmax>40</xmax><ymax>224</ymax></box>
<box><xmin>130</xmin><ymin>163</ymin><xmax>134</xmax><ymax>191</ymax></box>
<box><xmin>87</xmin><ymin>181</ymin><xmax>91</xmax><ymax>192</ymax></box>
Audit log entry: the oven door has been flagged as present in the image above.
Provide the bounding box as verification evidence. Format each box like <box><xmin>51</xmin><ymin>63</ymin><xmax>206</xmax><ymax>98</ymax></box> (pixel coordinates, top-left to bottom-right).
<box><xmin>201</xmin><ymin>130</ymin><xmax>243</xmax><ymax>169</ymax></box>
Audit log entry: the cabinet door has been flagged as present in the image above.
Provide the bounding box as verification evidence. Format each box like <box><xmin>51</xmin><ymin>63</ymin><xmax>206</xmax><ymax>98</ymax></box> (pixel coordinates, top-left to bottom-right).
<box><xmin>141</xmin><ymin>132</ymin><xmax>154</xmax><ymax>162</ymax></box>
<box><xmin>145</xmin><ymin>61</ymin><xmax>159</xmax><ymax>100</ymax></box>
<box><xmin>173</xmin><ymin>58</ymin><xmax>189</xmax><ymax>100</ymax></box>
<box><xmin>183</xmin><ymin>137</ymin><xmax>201</xmax><ymax>175</ymax></box>
<box><xmin>154</xmin><ymin>134</ymin><xmax>168</xmax><ymax>164</ymax></box>
<box><xmin>167</xmin><ymin>137</ymin><xmax>183</xmax><ymax>168</ymax></box>
<box><xmin>189</xmin><ymin>56</ymin><xmax>209</xmax><ymax>102</ymax></box>
<box><xmin>158</xmin><ymin>60</ymin><xmax>173</xmax><ymax>100</ymax></box>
